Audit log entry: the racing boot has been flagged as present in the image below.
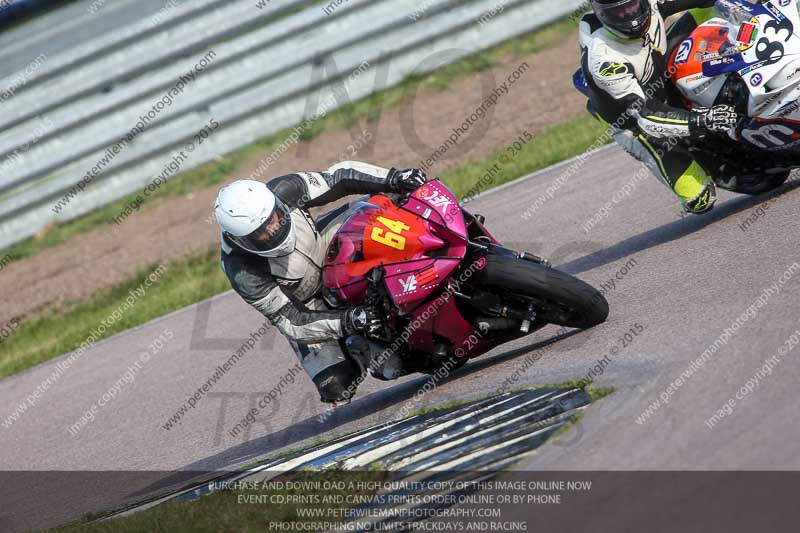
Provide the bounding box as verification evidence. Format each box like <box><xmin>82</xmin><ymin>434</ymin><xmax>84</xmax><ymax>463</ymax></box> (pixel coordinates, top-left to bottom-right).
<box><xmin>345</xmin><ymin>335</ymin><xmax>409</xmax><ymax>381</ymax></box>
<box><xmin>682</xmin><ymin>181</ymin><xmax>716</xmax><ymax>215</ymax></box>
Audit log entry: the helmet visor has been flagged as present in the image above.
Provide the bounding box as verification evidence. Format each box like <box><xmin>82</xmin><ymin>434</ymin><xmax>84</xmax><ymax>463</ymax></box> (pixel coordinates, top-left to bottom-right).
<box><xmin>229</xmin><ymin>199</ymin><xmax>292</xmax><ymax>253</ymax></box>
<box><xmin>595</xmin><ymin>0</ymin><xmax>651</xmax><ymax>37</ymax></box>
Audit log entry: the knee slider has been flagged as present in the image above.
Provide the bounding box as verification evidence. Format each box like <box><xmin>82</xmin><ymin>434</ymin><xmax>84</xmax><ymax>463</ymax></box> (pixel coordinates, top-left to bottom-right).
<box><xmin>312</xmin><ymin>359</ymin><xmax>361</xmax><ymax>403</ymax></box>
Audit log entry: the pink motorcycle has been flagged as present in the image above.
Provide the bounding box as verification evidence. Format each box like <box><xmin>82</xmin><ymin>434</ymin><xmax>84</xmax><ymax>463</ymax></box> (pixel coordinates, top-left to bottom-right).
<box><xmin>323</xmin><ymin>180</ymin><xmax>608</xmax><ymax>373</ymax></box>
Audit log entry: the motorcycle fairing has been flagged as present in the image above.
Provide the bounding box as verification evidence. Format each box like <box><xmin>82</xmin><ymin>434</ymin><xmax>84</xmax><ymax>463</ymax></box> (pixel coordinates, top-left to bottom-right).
<box><xmin>669</xmin><ymin>0</ymin><xmax>800</xmax><ymax>151</ymax></box>
<box><xmin>405</xmin><ymin>291</ymin><xmax>494</xmax><ymax>357</ymax></box>
<box><xmin>672</xmin><ymin>12</ymin><xmax>800</xmax><ymax>98</ymax></box>
<box><xmin>670</xmin><ymin>21</ymin><xmax>737</xmax><ymax>108</ymax></box>
<box><xmin>736</xmin><ymin>115</ymin><xmax>800</xmax><ymax>151</ymax></box>
<box><xmin>322</xmin><ymin>180</ymin><xmax>468</xmax><ymax>314</ymax></box>
<box><xmin>408</xmin><ymin>180</ymin><xmax>469</xmax><ymax>241</ymax></box>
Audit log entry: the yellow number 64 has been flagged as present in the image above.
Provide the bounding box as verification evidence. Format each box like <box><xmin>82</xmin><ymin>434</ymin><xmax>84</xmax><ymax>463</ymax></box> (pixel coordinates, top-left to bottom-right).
<box><xmin>371</xmin><ymin>216</ymin><xmax>410</xmax><ymax>250</ymax></box>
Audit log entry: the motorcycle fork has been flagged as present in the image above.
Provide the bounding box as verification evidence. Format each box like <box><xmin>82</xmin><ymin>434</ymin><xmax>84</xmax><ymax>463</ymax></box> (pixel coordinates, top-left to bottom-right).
<box><xmin>459</xmin><ymin>244</ymin><xmax>541</xmax><ymax>332</ymax></box>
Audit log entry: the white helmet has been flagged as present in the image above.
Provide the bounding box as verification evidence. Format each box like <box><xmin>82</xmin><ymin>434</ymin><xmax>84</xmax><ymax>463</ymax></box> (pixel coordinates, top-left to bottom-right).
<box><xmin>214</xmin><ymin>180</ymin><xmax>296</xmax><ymax>257</ymax></box>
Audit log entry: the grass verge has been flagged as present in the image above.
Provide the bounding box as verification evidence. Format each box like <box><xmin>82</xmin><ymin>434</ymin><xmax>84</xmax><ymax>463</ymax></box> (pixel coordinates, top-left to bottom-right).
<box><xmin>0</xmin><ymin>248</ymin><xmax>228</xmax><ymax>379</ymax></box>
<box><xmin>0</xmin><ymin>17</ymin><xmax>579</xmax><ymax>264</ymax></box>
<box><xmin>0</xmin><ymin>114</ymin><xmax>608</xmax><ymax>378</ymax></box>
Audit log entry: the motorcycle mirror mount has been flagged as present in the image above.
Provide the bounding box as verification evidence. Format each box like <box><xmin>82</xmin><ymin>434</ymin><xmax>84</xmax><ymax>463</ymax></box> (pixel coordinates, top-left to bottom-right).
<box><xmin>367</xmin><ymin>267</ymin><xmax>385</xmax><ymax>283</ymax></box>
<box><xmin>398</xmin><ymin>194</ymin><xmax>411</xmax><ymax>207</ymax></box>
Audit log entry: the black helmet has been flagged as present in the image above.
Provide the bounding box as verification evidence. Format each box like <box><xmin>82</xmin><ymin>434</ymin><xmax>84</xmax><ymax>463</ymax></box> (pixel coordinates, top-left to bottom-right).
<box><xmin>592</xmin><ymin>0</ymin><xmax>652</xmax><ymax>39</ymax></box>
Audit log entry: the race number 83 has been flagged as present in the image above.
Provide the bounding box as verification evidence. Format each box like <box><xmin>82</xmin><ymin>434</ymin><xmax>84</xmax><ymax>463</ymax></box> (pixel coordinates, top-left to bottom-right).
<box><xmin>755</xmin><ymin>16</ymin><xmax>794</xmax><ymax>65</ymax></box>
<box><xmin>371</xmin><ymin>216</ymin><xmax>410</xmax><ymax>250</ymax></box>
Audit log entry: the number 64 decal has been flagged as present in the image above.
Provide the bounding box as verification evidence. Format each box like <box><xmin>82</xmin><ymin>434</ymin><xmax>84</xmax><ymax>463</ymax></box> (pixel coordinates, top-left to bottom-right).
<box><xmin>371</xmin><ymin>216</ymin><xmax>410</xmax><ymax>250</ymax></box>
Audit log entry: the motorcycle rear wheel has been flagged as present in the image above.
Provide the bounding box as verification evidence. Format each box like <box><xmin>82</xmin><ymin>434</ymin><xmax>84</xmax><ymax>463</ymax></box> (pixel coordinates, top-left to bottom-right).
<box><xmin>714</xmin><ymin>170</ymin><xmax>791</xmax><ymax>196</ymax></box>
<box><xmin>480</xmin><ymin>255</ymin><xmax>609</xmax><ymax>329</ymax></box>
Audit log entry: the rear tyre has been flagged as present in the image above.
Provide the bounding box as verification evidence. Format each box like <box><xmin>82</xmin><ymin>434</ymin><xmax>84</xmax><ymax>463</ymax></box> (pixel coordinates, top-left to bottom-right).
<box><xmin>480</xmin><ymin>255</ymin><xmax>609</xmax><ymax>329</ymax></box>
<box><xmin>714</xmin><ymin>170</ymin><xmax>790</xmax><ymax>196</ymax></box>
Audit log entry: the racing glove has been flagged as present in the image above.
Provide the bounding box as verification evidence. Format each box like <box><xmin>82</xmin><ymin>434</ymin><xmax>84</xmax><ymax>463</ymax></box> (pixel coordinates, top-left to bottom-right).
<box><xmin>689</xmin><ymin>105</ymin><xmax>740</xmax><ymax>137</ymax></box>
<box><xmin>344</xmin><ymin>304</ymin><xmax>383</xmax><ymax>337</ymax></box>
<box><xmin>388</xmin><ymin>168</ymin><xmax>428</xmax><ymax>192</ymax></box>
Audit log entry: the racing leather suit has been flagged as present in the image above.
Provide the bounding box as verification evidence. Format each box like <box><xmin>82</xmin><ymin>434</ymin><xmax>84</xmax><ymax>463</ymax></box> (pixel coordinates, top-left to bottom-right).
<box><xmin>220</xmin><ymin>161</ymin><xmax>401</xmax><ymax>403</ymax></box>
<box><xmin>580</xmin><ymin>0</ymin><xmax>718</xmax><ymax>207</ymax></box>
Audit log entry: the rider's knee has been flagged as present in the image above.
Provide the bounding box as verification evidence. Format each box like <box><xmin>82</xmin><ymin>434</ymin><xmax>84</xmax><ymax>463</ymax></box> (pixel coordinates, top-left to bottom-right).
<box><xmin>312</xmin><ymin>359</ymin><xmax>362</xmax><ymax>403</ymax></box>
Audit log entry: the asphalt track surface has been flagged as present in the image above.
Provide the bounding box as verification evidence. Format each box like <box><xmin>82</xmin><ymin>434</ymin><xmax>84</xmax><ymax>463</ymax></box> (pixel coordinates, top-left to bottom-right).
<box><xmin>2</xmin><ymin>145</ymin><xmax>800</xmax><ymax>530</ymax></box>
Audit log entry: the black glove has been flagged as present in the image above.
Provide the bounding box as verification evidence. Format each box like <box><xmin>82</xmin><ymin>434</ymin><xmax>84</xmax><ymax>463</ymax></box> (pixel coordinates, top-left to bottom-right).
<box><xmin>388</xmin><ymin>168</ymin><xmax>427</xmax><ymax>192</ymax></box>
<box><xmin>690</xmin><ymin>105</ymin><xmax>740</xmax><ymax>137</ymax></box>
<box><xmin>344</xmin><ymin>304</ymin><xmax>383</xmax><ymax>337</ymax></box>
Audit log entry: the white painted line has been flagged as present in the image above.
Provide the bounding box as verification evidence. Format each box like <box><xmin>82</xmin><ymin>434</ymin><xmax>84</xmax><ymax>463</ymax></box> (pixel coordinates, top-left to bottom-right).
<box><xmin>431</xmin><ymin>426</ymin><xmax>554</xmax><ymax>471</ymax></box>
<box><xmin>431</xmin><ymin>407</ymin><xmax>586</xmax><ymax>471</ymax></box>
<box><xmin>392</xmin><ymin>402</ymin><xmax>564</xmax><ymax>470</ymax></box>
<box><xmin>241</xmin><ymin>420</ymin><xmax>409</xmax><ymax>477</ymax></box>
<box><xmin>342</xmin><ymin>392</ymin><xmax>555</xmax><ymax>468</ymax></box>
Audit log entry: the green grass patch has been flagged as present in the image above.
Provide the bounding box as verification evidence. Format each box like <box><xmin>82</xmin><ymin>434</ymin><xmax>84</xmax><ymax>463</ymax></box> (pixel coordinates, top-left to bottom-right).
<box><xmin>407</xmin><ymin>397</ymin><xmax>477</xmax><ymax>418</ymax></box>
<box><xmin>512</xmin><ymin>381</ymin><xmax>614</xmax><ymax>401</ymax></box>
<box><xmin>511</xmin><ymin>382</ymin><xmax>614</xmax><ymax>402</ymax></box>
<box><xmin>1</xmin><ymin>17</ymin><xmax>579</xmax><ymax>263</ymax></box>
<box><xmin>586</xmin><ymin>385</ymin><xmax>614</xmax><ymax>402</ymax></box>
<box><xmin>0</xmin><ymin>248</ymin><xmax>228</xmax><ymax>379</ymax></box>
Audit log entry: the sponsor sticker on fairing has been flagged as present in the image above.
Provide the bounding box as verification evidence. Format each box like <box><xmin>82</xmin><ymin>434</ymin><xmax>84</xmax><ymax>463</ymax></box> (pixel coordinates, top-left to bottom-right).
<box><xmin>675</xmin><ymin>38</ymin><xmax>694</xmax><ymax>64</ymax></box>
<box><xmin>736</xmin><ymin>22</ymin><xmax>758</xmax><ymax>46</ymax></box>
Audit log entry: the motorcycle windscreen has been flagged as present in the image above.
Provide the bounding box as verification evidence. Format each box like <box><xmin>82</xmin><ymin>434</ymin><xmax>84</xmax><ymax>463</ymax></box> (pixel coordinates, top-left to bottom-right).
<box><xmin>669</xmin><ymin>22</ymin><xmax>740</xmax><ymax>108</ymax></box>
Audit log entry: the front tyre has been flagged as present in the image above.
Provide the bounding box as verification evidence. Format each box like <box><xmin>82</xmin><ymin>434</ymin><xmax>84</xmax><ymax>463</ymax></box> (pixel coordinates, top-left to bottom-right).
<box><xmin>480</xmin><ymin>255</ymin><xmax>609</xmax><ymax>329</ymax></box>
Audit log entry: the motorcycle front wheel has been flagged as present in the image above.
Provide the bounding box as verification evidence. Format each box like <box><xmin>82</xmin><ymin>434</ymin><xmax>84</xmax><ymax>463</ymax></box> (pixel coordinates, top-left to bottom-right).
<box><xmin>480</xmin><ymin>254</ymin><xmax>609</xmax><ymax>329</ymax></box>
